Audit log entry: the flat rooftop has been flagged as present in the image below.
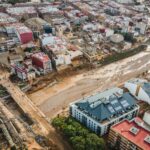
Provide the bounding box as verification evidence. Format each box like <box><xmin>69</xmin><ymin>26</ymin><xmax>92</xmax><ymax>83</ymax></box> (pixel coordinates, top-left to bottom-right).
<box><xmin>111</xmin><ymin>117</ymin><xmax>150</xmax><ymax>150</ymax></box>
<box><xmin>6</xmin><ymin>6</ymin><xmax>37</xmax><ymax>15</ymax></box>
<box><xmin>0</xmin><ymin>13</ymin><xmax>17</xmax><ymax>25</ymax></box>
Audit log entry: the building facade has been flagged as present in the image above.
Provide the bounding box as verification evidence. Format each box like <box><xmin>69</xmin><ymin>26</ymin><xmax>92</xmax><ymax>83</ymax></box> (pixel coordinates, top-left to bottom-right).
<box><xmin>108</xmin><ymin>117</ymin><xmax>150</xmax><ymax>150</ymax></box>
<box><xmin>32</xmin><ymin>52</ymin><xmax>52</xmax><ymax>74</ymax></box>
<box><xmin>70</xmin><ymin>87</ymin><xmax>139</xmax><ymax>136</ymax></box>
<box><xmin>143</xmin><ymin>111</ymin><xmax>150</xmax><ymax>126</ymax></box>
<box><xmin>124</xmin><ymin>78</ymin><xmax>150</xmax><ymax>104</ymax></box>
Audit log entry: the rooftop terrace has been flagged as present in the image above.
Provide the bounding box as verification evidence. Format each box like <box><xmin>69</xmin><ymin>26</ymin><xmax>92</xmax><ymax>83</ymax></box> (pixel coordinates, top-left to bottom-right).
<box><xmin>112</xmin><ymin>117</ymin><xmax>150</xmax><ymax>150</ymax></box>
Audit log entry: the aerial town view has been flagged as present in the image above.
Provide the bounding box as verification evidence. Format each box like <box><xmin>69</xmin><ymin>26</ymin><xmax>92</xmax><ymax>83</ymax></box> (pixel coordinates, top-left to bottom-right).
<box><xmin>0</xmin><ymin>0</ymin><xmax>150</xmax><ymax>149</ymax></box>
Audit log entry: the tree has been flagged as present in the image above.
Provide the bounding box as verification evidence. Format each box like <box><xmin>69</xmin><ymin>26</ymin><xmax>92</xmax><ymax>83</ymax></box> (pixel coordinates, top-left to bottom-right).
<box><xmin>66</xmin><ymin>118</ymin><xmax>81</xmax><ymax>129</ymax></box>
<box><xmin>85</xmin><ymin>133</ymin><xmax>105</xmax><ymax>150</ymax></box>
<box><xmin>52</xmin><ymin>117</ymin><xmax>65</xmax><ymax>129</ymax></box>
<box><xmin>122</xmin><ymin>32</ymin><xmax>137</xmax><ymax>43</ymax></box>
<box><xmin>8</xmin><ymin>0</ymin><xmax>20</xmax><ymax>5</ymax></box>
<box><xmin>70</xmin><ymin>136</ymin><xmax>86</xmax><ymax>150</ymax></box>
<box><xmin>77</xmin><ymin>127</ymin><xmax>89</xmax><ymax>137</ymax></box>
<box><xmin>8</xmin><ymin>0</ymin><xmax>28</xmax><ymax>5</ymax></box>
<box><xmin>62</xmin><ymin>125</ymin><xmax>77</xmax><ymax>137</ymax></box>
<box><xmin>52</xmin><ymin>117</ymin><xmax>106</xmax><ymax>150</ymax></box>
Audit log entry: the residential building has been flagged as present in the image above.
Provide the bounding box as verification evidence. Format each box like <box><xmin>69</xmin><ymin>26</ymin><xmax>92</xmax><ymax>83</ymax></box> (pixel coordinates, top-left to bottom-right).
<box><xmin>5</xmin><ymin>23</ymin><xmax>33</xmax><ymax>44</ymax></box>
<box><xmin>11</xmin><ymin>63</ymin><xmax>27</xmax><ymax>80</ymax></box>
<box><xmin>114</xmin><ymin>0</ymin><xmax>133</xmax><ymax>4</ymax></box>
<box><xmin>39</xmin><ymin>34</ymin><xmax>76</xmax><ymax>67</ymax></box>
<box><xmin>143</xmin><ymin>111</ymin><xmax>150</xmax><ymax>126</ymax></box>
<box><xmin>108</xmin><ymin>117</ymin><xmax>150</xmax><ymax>150</ymax></box>
<box><xmin>6</xmin><ymin>6</ymin><xmax>38</xmax><ymax>20</ymax></box>
<box><xmin>8</xmin><ymin>54</ymin><xmax>23</xmax><ymax>65</ymax></box>
<box><xmin>70</xmin><ymin>87</ymin><xmax>139</xmax><ymax>136</ymax></box>
<box><xmin>124</xmin><ymin>78</ymin><xmax>150</xmax><ymax>104</ymax></box>
<box><xmin>37</xmin><ymin>5</ymin><xmax>63</xmax><ymax>19</ymax></box>
<box><xmin>0</xmin><ymin>13</ymin><xmax>18</xmax><ymax>26</ymax></box>
<box><xmin>32</xmin><ymin>52</ymin><xmax>52</xmax><ymax>74</ymax></box>
<box><xmin>135</xmin><ymin>21</ymin><xmax>147</xmax><ymax>34</ymax></box>
<box><xmin>11</xmin><ymin>63</ymin><xmax>35</xmax><ymax>81</ymax></box>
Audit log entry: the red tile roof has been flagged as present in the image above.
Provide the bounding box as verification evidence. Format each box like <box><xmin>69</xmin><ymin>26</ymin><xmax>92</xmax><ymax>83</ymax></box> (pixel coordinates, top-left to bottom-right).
<box><xmin>112</xmin><ymin>117</ymin><xmax>150</xmax><ymax>150</ymax></box>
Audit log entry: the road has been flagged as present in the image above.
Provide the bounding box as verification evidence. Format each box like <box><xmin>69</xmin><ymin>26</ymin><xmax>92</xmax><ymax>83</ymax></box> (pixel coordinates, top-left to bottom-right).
<box><xmin>29</xmin><ymin>48</ymin><xmax>150</xmax><ymax>119</ymax></box>
<box><xmin>0</xmin><ymin>71</ymin><xmax>71</xmax><ymax>150</ymax></box>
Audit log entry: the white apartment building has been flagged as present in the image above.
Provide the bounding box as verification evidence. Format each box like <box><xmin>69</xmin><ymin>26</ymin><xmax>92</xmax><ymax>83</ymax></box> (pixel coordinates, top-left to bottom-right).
<box><xmin>70</xmin><ymin>87</ymin><xmax>139</xmax><ymax>136</ymax></box>
<box><xmin>124</xmin><ymin>78</ymin><xmax>150</xmax><ymax>105</ymax></box>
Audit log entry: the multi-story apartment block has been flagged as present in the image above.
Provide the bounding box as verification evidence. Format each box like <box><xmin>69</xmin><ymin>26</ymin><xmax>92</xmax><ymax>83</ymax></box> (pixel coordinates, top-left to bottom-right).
<box><xmin>70</xmin><ymin>87</ymin><xmax>139</xmax><ymax>136</ymax></box>
<box><xmin>108</xmin><ymin>117</ymin><xmax>150</xmax><ymax>150</ymax></box>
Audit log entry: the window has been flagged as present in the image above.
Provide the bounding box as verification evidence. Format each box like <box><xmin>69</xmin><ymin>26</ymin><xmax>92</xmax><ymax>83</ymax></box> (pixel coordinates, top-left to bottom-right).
<box><xmin>111</xmin><ymin>99</ymin><xmax>118</xmax><ymax>104</ymax></box>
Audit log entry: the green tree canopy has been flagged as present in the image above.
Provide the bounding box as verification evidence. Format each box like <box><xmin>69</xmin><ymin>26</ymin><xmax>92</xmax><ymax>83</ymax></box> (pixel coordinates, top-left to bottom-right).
<box><xmin>52</xmin><ymin>117</ymin><xmax>65</xmax><ymax>129</ymax></box>
<box><xmin>70</xmin><ymin>136</ymin><xmax>86</xmax><ymax>150</ymax></box>
<box><xmin>63</xmin><ymin>124</ymin><xmax>77</xmax><ymax>137</ymax></box>
<box><xmin>85</xmin><ymin>133</ymin><xmax>105</xmax><ymax>150</ymax></box>
<box><xmin>52</xmin><ymin>117</ymin><xmax>105</xmax><ymax>150</ymax></box>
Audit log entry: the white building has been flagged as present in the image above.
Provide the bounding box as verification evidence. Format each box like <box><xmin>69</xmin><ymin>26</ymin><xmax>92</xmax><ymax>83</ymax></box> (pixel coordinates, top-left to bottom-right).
<box><xmin>11</xmin><ymin>63</ymin><xmax>35</xmax><ymax>81</ymax></box>
<box><xmin>143</xmin><ymin>111</ymin><xmax>150</xmax><ymax>126</ymax></box>
<box><xmin>70</xmin><ymin>87</ymin><xmax>139</xmax><ymax>136</ymax></box>
<box><xmin>114</xmin><ymin>0</ymin><xmax>133</xmax><ymax>3</ymax></box>
<box><xmin>124</xmin><ymin>78</ymin><xmax>150</xmax><ymax>104</ymax></box>
<box><xmin>31</xmin><ymin>0</ymin><xmax>41</xmax><ymax>2</ymax></box>
<box><xmin>135</xmin><ymin>22</ymin><xmax>147</xmax><ymax>34</ymax></box>
<box><xmin>105</xmin><ymin>28</ymin><xmax>114</xmax><ymax>37</ymax></box>
<box><xmin>136</xmin><ymin>0</ymin><xmax>145</xmax><ymax>3</ymax></box>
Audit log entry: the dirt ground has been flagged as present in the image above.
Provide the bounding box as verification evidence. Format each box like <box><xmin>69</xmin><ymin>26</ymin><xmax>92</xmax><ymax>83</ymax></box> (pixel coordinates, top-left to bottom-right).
<box><xmin>28</xmin><ymin>48</ymin><xmax>150</xmax><ymax>119</ymax></box>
